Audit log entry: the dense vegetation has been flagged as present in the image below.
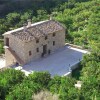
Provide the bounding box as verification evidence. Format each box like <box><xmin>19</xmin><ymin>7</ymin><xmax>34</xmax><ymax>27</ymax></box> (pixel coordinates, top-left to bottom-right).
<box><xmin>0</xmin><ymin>0</ymin><xmax>100</xmax><ymax>99</ymax></box>
<box><xmin>0</xmin><ymin>67</ymin><xmax>99</xmax><ymax>100</ymax></box>
<box><xmin>0</xmin><ymin>69</ymin><xmax>25</xmax><ymax>100</ymax></box>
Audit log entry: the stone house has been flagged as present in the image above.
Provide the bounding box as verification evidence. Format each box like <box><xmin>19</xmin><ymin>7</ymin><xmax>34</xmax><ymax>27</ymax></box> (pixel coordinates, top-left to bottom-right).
<box><xmin>3</xmin><ymin>20</ymin><xmax>65</xmax><ymax>67</ymax></box>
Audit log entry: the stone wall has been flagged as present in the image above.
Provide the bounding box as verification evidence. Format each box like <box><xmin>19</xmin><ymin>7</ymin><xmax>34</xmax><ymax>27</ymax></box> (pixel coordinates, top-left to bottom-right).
<box><xmin>9</xmin><ymin>35</ymin><xmax>26</xmax><ymax>61</ymax></box>
<box><xmin>24</xmin><ymin>29</ymin><xmax>65</xmax><ymax>63</ymax></box>
<box><xmin>71</xmin><ymin>62</ymin><xmax>80</xmax><ymax>70</ymax></box>
<box><xmin>5</xmin><ymin>48</ymin><xmax>17</xmax><ymax>67</ymax></box>
<box><xmin>4</xmin><ymin>34</ymin><xmax>26</xmax><ymax>66</ymax></box>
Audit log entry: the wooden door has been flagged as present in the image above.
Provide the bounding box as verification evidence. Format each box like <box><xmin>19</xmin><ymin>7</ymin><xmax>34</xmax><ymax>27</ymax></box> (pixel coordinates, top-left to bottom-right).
<box><xmin>43</xmin><ymin>44</ymin><xmax>47</xmax><ymax>54</ymax></box>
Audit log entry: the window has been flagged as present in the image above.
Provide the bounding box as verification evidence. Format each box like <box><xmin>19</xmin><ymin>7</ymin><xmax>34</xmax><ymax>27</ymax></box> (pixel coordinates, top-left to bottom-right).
<box><xmin>36</xmin><ymin>48</ymin><xmax>39</xmax><ymax>52</ymax></box>
<box><xmin>53</xmin><ymin>33</ymin><xmax>56</xmax><ymax>37</ymax></box>
<box><xmin>29</xmin><ymin>51</ymin><xmax>32</xmax><ymax>56</ymax></box>
<box><xmin>45</xmin><ymin>36</ymin><xmax>48</xmax><ymax>40</ymax></box>
<box><xmin>36</xmin><ymin>39</ymin><xmax>39</xmax><ymax>43</ymax></box>
<box><xmin>53</xmin><ymin>41</ymin><xmax>55</xmax><ymax>46</ymax></box>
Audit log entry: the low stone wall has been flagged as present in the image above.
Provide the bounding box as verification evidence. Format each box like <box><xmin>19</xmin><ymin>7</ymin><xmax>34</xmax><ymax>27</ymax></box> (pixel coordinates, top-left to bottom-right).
<box><xmin>63</xmin><ymin>71</ymin><xmax>72</xmax><ymax>77</ymax></box>
<box><xmin>65</xmin><ymin>43</ymin><xmax>83</xmax><ymax>49</ymax></box>
<box><xmin>65</xmin><ymin>43</ymin><xmax>90</xmax><ymax>52</ymax></box>
<box><xmin>71</xmin><ymin>62</ymin><xmax>80</xmax><ymax>70</ymax></box>
<box><xmin>63</xmin><ymin>62</ymin><xmax>80</xmax><ymax>77</ymax></box>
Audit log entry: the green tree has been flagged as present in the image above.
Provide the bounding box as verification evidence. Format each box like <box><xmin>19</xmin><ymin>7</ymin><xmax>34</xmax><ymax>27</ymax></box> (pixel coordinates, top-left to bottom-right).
<box><xmin>6</xmin><ymin>13</ymin><xmax>20</xmax><ymax>28</ymax></box>
<box><xmin>6</xmin><ymin>82</ymin><xmax>42</xmax><ymax>100</ymax></box>
<box><xmin>48</xmin><ymin>76</ymin><xmax>62</xmax><ymax>94</ymax></box>
<box><xmin>0</xmin><ymin>69</ymin><xmax>25</xmax><ymax>100</ymax></box>
<box><xmin>27</xmin><ymin>72</ymin><xmax>51</xmax><ymax>88</ymax></box>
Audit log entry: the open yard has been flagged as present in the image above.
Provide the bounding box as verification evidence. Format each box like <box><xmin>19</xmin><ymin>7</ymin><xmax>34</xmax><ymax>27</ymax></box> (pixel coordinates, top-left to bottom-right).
<box><xmin>13</xmin><ymin>46</ymin><xmax>88</xmax><ymax>76</ymax></box>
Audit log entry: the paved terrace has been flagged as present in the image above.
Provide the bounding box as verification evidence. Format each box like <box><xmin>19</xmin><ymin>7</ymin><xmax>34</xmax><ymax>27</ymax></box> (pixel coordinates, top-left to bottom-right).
<box><xmin>13</xmin><ymin>46</ymin><xmax>88</xmax><ymax>76</ymax></box>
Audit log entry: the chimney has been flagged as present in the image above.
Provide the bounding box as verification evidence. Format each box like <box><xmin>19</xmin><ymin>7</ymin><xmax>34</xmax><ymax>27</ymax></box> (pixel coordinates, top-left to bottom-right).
<box><xmin>27</xmin><ymin>19</ymin><xmax>31</xmax><ymax>27</ymax></box>
<box><xmin>23</xmin><ymin>23</ymin><xmax>27</xmax><ymax>32</ymax></box>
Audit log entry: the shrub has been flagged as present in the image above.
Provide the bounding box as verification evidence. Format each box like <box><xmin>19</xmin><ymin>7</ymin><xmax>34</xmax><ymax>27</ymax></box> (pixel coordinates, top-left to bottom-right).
<box><xmin>0</xmin><ymin>69</ymin><xmax>25</xmax><ymax>99</ymax></box>
<box><xmin>27</xmin><ymin>72</ymin><xmax>51</xmax><ymax>87</ymax></box>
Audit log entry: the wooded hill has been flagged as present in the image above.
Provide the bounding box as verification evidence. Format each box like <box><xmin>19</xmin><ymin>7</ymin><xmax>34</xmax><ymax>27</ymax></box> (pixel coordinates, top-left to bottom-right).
<box><xmin>0</xmin><ymin>0</ymin><xmax>100</xmax><ymax>99</ymax></box>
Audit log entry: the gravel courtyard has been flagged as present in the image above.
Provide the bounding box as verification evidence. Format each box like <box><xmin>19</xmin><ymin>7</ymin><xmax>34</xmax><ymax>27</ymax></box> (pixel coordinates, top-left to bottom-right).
<box><xmin>15</xmin><ymin>46</ymin><xmax>88</xmax><ymax>76</ymax></box>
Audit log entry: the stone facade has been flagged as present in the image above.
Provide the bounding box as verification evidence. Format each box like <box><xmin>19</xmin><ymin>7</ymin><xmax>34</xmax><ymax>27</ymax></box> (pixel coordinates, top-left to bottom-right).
<box><xmin>3</xmin><ymin>20</ymin><xmax>65</xmax><ymax>67</ymax></box>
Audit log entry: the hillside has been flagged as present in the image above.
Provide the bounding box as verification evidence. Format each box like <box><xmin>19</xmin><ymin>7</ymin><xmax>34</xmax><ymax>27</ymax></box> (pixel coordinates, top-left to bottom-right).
<box><xmin>0</xmin><ymin>0</ymin><xmax>100</xmax><ymax>99</ymax></box>
<box><xmin>0</xmin><ymin>0</ymin><xmax>67</xmax><ymax>17</ymax></box>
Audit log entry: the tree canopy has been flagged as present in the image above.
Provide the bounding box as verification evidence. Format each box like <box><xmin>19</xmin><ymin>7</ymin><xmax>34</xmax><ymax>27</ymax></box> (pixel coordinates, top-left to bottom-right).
<box><xmin>0</xmin><ymin>0</ymin><xmax>100</xmax><ymax>99</ymax></box>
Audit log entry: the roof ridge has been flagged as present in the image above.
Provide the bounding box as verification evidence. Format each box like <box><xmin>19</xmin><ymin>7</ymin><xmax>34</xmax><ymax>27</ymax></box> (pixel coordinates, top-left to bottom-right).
<box><xmin>3</xmin><ymin>20</ymin><xmax>49</xmax><ymax>35</ymax></box>
<box><xmin>4</xmin><ymin>20</ymin><xmax>64</xmax><ymax>42</ymax></box>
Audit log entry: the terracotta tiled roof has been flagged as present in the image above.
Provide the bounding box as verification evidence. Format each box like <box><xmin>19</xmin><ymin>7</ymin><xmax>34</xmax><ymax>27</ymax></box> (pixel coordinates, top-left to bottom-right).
<box><xmin>11</xmin><ymin>20</ymin><xmax>64</xmax><ymax>41</ymax></box>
